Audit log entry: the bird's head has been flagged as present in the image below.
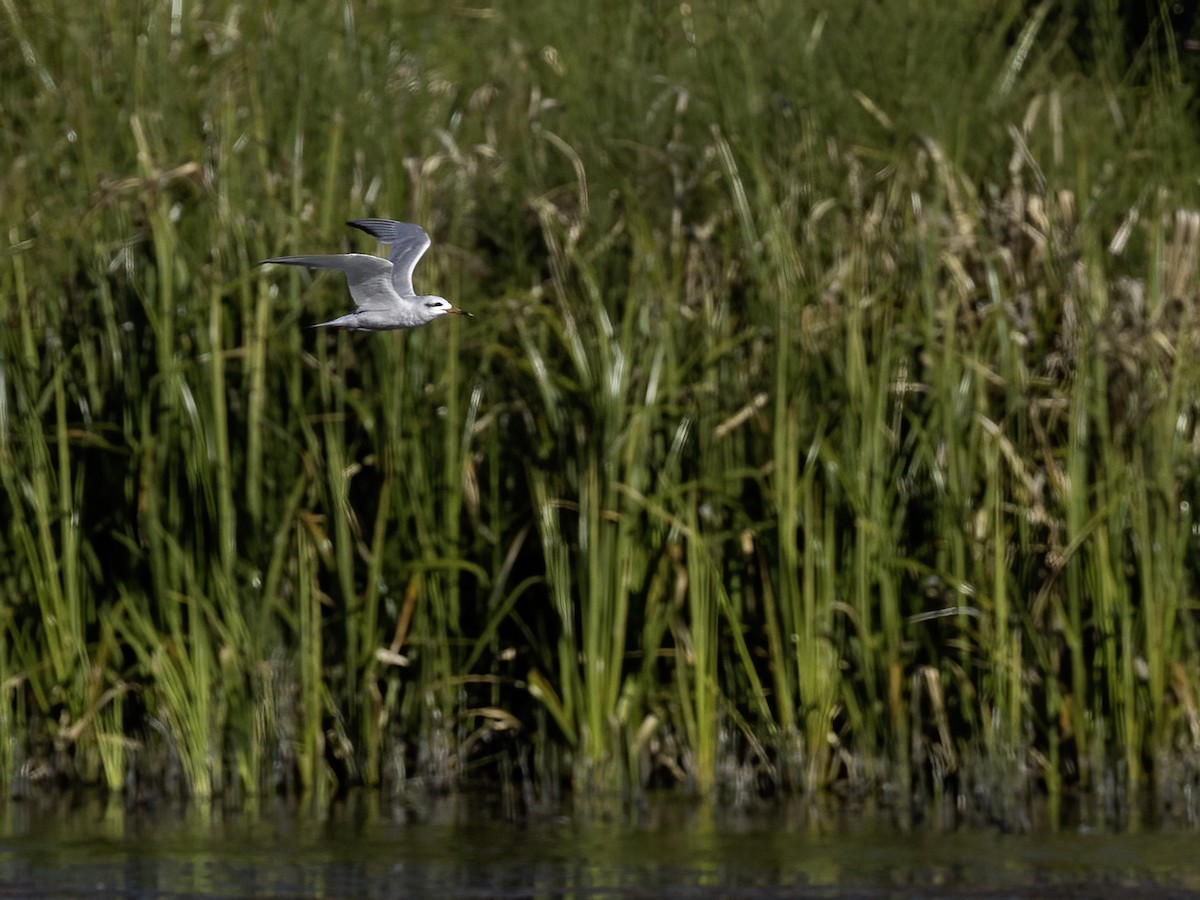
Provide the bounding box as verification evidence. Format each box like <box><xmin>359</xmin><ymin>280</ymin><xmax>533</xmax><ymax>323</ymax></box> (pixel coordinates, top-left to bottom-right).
<box><xmin>422</xmin><ymin>296</ymin><xmax>473</xmax><ymax>321</ymax></box>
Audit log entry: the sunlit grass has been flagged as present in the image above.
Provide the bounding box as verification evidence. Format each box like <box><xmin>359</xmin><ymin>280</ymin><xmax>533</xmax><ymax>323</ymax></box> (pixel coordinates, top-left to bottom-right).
<box><xmin>1</xmin><ymin>0</ymin><xmax>1199</xmax><ymax>821</ymax></box>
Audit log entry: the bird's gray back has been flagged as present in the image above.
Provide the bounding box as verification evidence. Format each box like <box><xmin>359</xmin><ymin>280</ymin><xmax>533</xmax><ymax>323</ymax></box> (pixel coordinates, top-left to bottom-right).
<box><xmin>347</xmin><ymin>219</ymin><xmax>431</xmax><ymax>297</ymax></box>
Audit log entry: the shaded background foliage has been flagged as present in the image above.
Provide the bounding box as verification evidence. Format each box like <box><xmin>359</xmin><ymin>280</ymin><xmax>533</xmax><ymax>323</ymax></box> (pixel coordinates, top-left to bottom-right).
<box><xmin>2</xmin><ymin>0</ymin><xmax>1200</xmax><ymax>822</ymax></box>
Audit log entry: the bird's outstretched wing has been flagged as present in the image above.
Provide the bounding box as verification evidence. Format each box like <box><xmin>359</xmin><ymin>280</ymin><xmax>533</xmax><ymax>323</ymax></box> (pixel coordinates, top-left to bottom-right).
<box><xmin>260</xmin><ymin>254</ymin><xmax>396</xmax><ymax>310</ymax></box>
<box><xmin>347</xmin><ymin>219</ymin><xmax>432</xmax><ymax>297</ymax></box>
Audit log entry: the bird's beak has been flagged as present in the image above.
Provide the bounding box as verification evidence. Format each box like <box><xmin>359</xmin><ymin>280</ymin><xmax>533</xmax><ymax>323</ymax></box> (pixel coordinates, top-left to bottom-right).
<box><xmin>448</xmin><ymin>306</ymin><xmax>473</xmax><ymax>317</ymax></box>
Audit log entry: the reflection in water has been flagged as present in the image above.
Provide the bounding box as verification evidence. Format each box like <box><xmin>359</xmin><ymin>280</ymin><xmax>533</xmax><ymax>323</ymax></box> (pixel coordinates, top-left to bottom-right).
<box><xmin>2</xmin><ymin>791</ymin><xmax>1200</xmax><ymax>897</ymax></box>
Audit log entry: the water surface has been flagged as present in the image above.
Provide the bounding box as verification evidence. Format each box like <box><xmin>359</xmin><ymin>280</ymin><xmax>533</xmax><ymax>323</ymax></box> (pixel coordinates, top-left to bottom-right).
<box><xmin>3</xmin><ymin>792</ymin><xmax>1200</xmax><ymax>898</ymax></box>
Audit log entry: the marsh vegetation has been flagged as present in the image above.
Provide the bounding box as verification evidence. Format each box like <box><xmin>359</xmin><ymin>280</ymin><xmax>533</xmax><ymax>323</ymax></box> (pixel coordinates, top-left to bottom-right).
<box><xmin>2</xmin><ymin>1</ymin><xmax>1200</xmax><ymax>825</ymax></box>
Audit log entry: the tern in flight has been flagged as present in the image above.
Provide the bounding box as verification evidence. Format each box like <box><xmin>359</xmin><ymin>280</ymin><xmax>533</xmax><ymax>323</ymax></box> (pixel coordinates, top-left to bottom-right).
<box><xmin>261</xmin><ymin>219</ymin><xmax>471</xmax><ymax>330</ymax></box>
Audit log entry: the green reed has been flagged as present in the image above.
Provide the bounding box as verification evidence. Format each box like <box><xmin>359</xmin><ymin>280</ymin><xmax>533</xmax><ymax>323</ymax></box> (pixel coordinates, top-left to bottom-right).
<box><xmin>1</xmin><ymin>0</ymin><xmax>1199</xmax><ymax>817</ymax></box>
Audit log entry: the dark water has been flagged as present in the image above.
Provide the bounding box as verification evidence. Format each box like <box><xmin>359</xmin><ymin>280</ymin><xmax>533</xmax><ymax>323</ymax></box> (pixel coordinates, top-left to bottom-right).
<box><xmin>3</xmin><ymin>792</ymin><xmax>1200</xmax><ymax>898</ymax></box>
